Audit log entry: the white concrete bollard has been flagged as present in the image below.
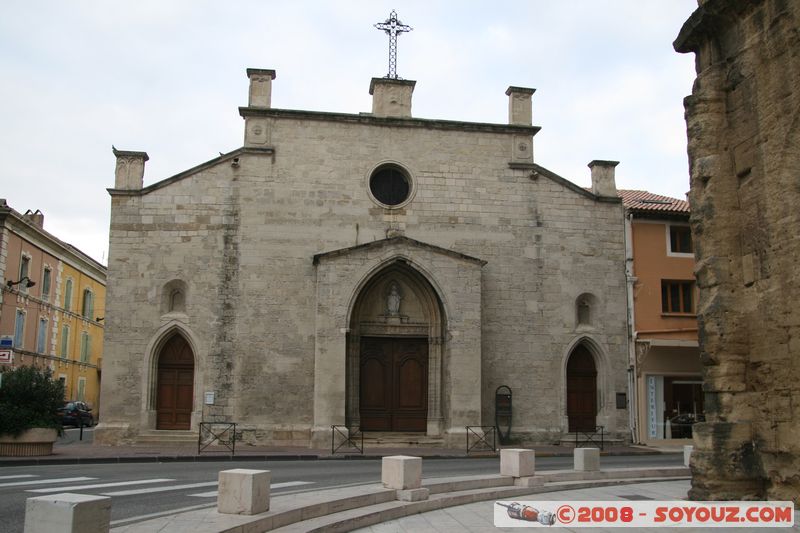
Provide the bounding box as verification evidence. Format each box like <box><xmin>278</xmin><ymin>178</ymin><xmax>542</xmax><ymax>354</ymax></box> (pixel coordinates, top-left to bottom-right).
<box><xmin>574</xmin><ymin>447</ymin><xmax>600</xmax><ymax>471</ymax></box>
<box><xmin>684</xmin><ymin>445</ymin><xmax>693</xmax><ymax>467</ymax></box>
<box><xmin>24</xmin><ymin>493</ymin><xmax>111</xmax><ymax>533</ymax></box>
<box><xmin>217</xmin><ymin>469</ymin><xmax>271</xmax><ymax>515</ymax></box>
<box><xmin>382</xmin><ymin>455</ymin><xmax>422</xmax><ymax>489</ymax></box>
<box><xmin>382</xmin><ymin>455</ymin><xmax>428</xmax><ymax>501</ymax></box>
<box><xmin>500</xmin><ymin>448</ymin><xmax>536</xmax><ymax>477</ymax></box>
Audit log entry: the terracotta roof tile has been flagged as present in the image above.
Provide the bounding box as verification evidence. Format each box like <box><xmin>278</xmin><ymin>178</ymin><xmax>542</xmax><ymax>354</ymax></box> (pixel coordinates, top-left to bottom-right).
<box><xmin>617</xmin><ymin>189</ymin><xmax>690</xmax><ymax>214</ymax></box>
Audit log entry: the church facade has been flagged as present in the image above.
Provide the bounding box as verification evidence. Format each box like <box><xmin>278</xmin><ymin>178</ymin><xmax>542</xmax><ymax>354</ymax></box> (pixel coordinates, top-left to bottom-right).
<box><xmin>97</xmin><ymin>70</ymin><xmax>630</xmax><ymax>447</ymax></box>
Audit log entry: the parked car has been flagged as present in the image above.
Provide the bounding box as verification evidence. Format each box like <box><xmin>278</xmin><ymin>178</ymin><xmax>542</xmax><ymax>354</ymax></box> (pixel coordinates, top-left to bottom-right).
<box><xmin>58</xmin><ymin>401</ymin><xmax>94</xmax><ymax>427</ymax></box>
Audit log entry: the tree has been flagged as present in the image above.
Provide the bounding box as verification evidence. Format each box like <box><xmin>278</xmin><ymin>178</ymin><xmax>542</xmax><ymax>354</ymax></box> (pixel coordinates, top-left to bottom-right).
<box><xmin>0</xmin><ymin>366</ymin><xmax>64</xmax><ymax>436</ymax></box>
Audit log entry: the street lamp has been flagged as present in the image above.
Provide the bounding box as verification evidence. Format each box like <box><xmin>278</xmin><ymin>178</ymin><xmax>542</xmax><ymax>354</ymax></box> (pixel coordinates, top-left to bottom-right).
<box><xmin>6</xmin><ymin>276</ymin><xmax>35</xmax><ymax>289</ymax></box>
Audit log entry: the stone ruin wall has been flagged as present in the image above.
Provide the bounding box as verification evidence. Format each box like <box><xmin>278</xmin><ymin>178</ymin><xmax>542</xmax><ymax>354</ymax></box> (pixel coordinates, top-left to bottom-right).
<box><xmin>675</xmin><ymin>0</ymin><xmax>800</xmax><ymax>504</ymax></box>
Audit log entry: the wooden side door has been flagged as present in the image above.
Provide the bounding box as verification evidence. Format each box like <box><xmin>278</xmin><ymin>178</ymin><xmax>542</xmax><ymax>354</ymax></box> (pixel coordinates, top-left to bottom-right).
<box><xmin>392</xmin><ymin>339</ymin><xmax>428</xmax><ymax>431</ymax></box>
<box><xmin>359</xmin><ymin>338</ymin><xmax>393</xmax><ymax>431</ymax></box>
<box><xmin>566</xmin><ymin>345</ymin><xmax>597</xmax><ymax>433</ymax></box>
<box><xmin>360</xmin><ymin>337</ymin><xmax>428</xmax><ymax>432</ymax></box>
<box><xmin>156</xmin><ymin>335</ymin><xmax>194</xmax><ymax>430</ymax></box>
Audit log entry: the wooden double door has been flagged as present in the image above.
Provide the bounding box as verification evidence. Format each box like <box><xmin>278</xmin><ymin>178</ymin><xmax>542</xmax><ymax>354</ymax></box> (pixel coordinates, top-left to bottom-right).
<box><xmin>360</xmin><ymin>337</ymin><xmax>428</xmax><ymax>432</ymax></box>
<box><xmin>156</xmin><ymin>335</ymin><xmax>194</xmax><ymax>430</ymax></box>
<box><xmin>566</xmin><ymin>345</ymin><xmax>597</xmax><ymax>433</ymax></box>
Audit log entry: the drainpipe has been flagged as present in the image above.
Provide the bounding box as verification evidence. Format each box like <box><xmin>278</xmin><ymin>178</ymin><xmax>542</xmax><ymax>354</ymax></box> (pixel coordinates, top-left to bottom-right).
<box><xmin>624</xmin><ymin>211</ymin><xmax>639</xmax><ymax>444</ymax></box>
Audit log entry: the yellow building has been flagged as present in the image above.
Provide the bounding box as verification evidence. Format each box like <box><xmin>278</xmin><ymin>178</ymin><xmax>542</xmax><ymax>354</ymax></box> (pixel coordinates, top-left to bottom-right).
<box><xmin>53</xmin><ymin>261</ymin><xmax>106</xmax><ymax>409</ymax></box>
<box><xmin>0</xmin><ymin>200</ymin><xmax>106</xmax><ymax>414</ymax></box>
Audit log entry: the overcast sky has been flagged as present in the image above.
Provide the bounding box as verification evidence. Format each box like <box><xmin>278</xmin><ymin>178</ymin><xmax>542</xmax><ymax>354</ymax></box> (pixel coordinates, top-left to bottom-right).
<box><xmin>0</xmin><ymin>1</ymin><xmax>698</xmax><ymax>265</ymax></box>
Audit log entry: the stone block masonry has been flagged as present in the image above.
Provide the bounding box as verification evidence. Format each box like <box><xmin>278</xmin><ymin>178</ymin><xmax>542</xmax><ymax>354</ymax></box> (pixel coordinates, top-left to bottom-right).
<box><xmin>675</xmin><ymin>0</ymin><xmax>800</xmax><ymax>505</ymax></box>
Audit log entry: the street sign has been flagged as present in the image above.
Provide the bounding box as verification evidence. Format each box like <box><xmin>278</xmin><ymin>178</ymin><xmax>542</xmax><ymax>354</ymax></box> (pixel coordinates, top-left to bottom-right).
<box><xmin>0</xmin><ymin>336</ymin><xmax>12</xmax><ymax>348</ymax></box>
<box><xmin>0</xmin><ymin>349</ymin><xmax>12</xmax><ymax>364</ymax></box>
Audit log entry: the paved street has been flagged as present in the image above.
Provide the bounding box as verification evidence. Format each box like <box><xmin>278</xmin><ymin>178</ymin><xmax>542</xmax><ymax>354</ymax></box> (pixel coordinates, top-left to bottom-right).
<box><xmin>0</xmin><ymin>453</ymin><xmax>683</xmax><ymax>533</ymax></box>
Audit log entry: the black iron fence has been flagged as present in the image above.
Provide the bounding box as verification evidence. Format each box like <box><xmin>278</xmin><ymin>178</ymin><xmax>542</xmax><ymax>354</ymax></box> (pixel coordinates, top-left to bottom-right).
<box><xmin>574</xmin><ymin>425</ymin><xmax>604</xmax><ymax>450</ymax></box>
<box><xmin>465</xmin><ymin>425</ymin><xmax>497</xmax><ymax>454</ymax></box>
<box><xmin>331</xmin><ymin>425</ymin><xmax>363</xmax><ymax>454</ymax></box>
<box><xmin>198</xmin><ymin>422</ymin><xmax>237</xmax><ymax>455</ymax></box>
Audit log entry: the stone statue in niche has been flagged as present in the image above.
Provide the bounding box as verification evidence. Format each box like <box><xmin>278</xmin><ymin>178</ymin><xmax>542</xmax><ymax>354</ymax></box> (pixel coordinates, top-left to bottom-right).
<box><xmin>387</xmin><ymin>282</ymin><xmax>402</xmax><ymax>316</ymax></box>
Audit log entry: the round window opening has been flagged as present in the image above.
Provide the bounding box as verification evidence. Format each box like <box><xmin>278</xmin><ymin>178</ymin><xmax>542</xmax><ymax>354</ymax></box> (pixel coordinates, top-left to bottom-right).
<box><xmin>369</xmin><ymin>166</ymin><xmax>410</xmax><ymax>207</ymax></box>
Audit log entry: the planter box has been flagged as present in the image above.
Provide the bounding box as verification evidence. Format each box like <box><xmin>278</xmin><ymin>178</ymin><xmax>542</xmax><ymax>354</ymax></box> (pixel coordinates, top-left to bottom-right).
<box><xmin>0</xmin><ymin>428</ymin><xmax>58</xmax><ymax>456</ymax></box>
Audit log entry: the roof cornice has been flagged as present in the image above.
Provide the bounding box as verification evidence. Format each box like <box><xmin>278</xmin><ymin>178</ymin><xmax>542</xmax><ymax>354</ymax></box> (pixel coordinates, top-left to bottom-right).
<box><xmin>239</xmin><ymin>107</ymin><xmax>541</xmax><ymax>136</ymax></box>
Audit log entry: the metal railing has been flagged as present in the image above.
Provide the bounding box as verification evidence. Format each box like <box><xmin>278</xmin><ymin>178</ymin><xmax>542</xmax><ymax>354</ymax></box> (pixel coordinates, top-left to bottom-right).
<box><xmin>574</xmin><ymin>425</ymin><xmax>604</xmax><ymax>450</ymax></box>
<box><xmin>331</xmin><ymin>425</ymin><xmax>363</xmax><ymax>454</ymax></box>
<box><xmin>198</xmin><ymin>422</ymin><xmax>237</xmax><ymax>455</ymax></box>
<box><xmin>465</xmin><ymin>425</ymin><xmax>497</xmax><ymax>454</ymax></box>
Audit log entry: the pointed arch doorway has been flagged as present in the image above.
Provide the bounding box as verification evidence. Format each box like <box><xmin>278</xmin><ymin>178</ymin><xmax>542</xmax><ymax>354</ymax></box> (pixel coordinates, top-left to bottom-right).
<box><xmin>566</xmin><ymin>344</ymin><xmax>597</xmax><ymax>432</ymax></box>
<box><xmin>347</xmin><ymin>261</ymin><xmax>445</xmax><ymax>434</ymax></box>
<box><xmin>156</xmin><ymin>334</ymin><xmax>194</xmax><ymax>430</ymax></box>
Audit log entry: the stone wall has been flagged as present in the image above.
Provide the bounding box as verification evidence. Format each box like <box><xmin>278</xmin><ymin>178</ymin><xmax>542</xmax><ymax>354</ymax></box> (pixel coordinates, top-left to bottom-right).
<box><xmin>675</xmin><ymin>0</ymin><xmax>800</xmax><ymax>504</ymax></box>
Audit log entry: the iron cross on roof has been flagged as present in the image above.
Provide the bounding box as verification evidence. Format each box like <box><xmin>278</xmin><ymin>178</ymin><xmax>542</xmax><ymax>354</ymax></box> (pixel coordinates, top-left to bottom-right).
<box><xmin>374</xmin><ymin>10</ymin><xmax>413</xmax><ymax>80</ymax></box>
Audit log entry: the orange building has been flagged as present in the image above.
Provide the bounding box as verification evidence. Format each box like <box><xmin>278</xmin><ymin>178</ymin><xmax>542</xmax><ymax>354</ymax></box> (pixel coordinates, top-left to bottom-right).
<box><xmin>621</xmin><ymin>190</ymin><xmax>701</xmax><ymax>445</ymax></box>
<box><xmin>0</xmin><ymin>199</ymin><xmax>106</xmax><ymax>411</ymax></box>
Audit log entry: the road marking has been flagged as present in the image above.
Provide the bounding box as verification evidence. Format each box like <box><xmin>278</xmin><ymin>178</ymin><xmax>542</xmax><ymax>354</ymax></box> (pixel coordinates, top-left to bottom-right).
<box><xmin>0</xmin><ymin>475</ymin><xmax>36</xmax><ymax>480</ymax></box>
<box><xmin>102</xmin><ymin>481</ymin><xmax>219</xmax><ymax>497</ymax></box>
<box><xmin>0</xmin><ymin>477</ymin><xmax>96</xmax><ymax>488</ymax></box>
<box><xmin>27</xmin><ymin>478</ymin><xmax>175</xmax><ymax>493</ymax></box>
<box><xmin>110</xmin><ymin>503</ymin><xmax>216</xmax><ymax>527</ymax></box>
<box><xmin>189</xmin><ymin>480</ymin><xmax>314</xmax><ymax>498</ymax></box>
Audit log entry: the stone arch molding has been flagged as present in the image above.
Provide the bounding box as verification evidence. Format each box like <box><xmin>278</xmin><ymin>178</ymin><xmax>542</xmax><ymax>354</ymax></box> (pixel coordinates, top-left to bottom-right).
<box><xmin>311</xmin><ymin>236</ymin><xmax>485</xmax><ymax>446</ymax></box>
<box><xmin>141</xmin><ymin>320</ymin><xmax>203</xmax><ymax>430</ymax></box>
<box><xmin>345</xmin><ymin>253</ymin><xmax>452</xmax><ymax>331</ymax></box>
<box><xmin>345</xmin><ymin>257</ymin><xmax>447</xmax><ymax>434</ymax></box>
<box><xmin>559</xmin><ymin>334</ymin><xmax>611</xmax><ymax>433</ymax></box>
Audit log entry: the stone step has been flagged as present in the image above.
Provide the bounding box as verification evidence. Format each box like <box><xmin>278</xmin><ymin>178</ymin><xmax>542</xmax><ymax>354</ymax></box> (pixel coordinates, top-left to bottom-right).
<box><xmin>360</xmin><ymin>432</ymin><xmax>445</xmax><ymax>448</ymax></box>
<box><xmin>269</xmin><ymin>474</ymin><xmax>693</xmax><ymax>533</ymax></box>
<box><xmin>110</xmin><ymin>467</ymin><xmax>691</xmax><ymax>533</ymax></box>
<box><xmin>134</xmin><ymin>430</ymin><xmax>198</xmax><ymax>446</ymax></box>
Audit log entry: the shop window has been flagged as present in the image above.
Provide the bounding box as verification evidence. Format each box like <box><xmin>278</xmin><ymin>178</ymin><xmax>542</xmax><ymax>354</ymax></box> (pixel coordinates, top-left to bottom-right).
<box><xmin>646</xmin><ymin>375</ymin><xmax>704</xmax><ymax>439</ymax></box>
<box><xmin>661</xmin><ymin>280</ymin><xmax>694</xmax><ymax>314</ymax></box>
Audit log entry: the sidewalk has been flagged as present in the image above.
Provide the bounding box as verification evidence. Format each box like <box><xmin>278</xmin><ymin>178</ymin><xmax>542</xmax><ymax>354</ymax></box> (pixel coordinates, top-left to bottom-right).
<box><xmin>353</xmin><ymin>480</ymin><xmax>800</xmax><ymax>532</ymax></box>
<box><xmin>0</xmin><ymin>428</ymin><xmax>678</xmax><ymax>466</ymax></box>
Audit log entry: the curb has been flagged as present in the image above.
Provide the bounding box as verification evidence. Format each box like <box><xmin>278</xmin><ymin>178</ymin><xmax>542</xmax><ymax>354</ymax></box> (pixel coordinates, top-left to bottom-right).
<box><xmin>0</xmin><ymin>448</ymin><xmax>675</xmax><ymax>467</ymax></box>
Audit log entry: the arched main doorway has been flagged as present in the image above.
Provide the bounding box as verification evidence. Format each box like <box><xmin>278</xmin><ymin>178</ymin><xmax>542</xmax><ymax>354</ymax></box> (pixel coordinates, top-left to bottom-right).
<box><xmin>347</xmin><ymin>261</ymin><xmax>445</xmax><ymax>434</ymax></box>
<box><xmin>156</xmin><ymin>334</ymin><xmax>194</xmax><ymax>430</ymax></box>
<box><xmin>566</xmin><ymin>344</ymin><xmax>597</xmax><ymax>432</ymax></box>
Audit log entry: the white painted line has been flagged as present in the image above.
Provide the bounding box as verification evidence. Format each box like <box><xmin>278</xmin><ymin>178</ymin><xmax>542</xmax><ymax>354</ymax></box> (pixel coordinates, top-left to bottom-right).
<box><xmin>27</xmin><ymin>478</ymin><xmax>175</xmax><ymax>493</ymax></box>
<box><xmin>0</xmin><ymin>475</ymin><xmax>36</xmax><ymax>480</ymax></box>
<box><xmin>110</xmin><ymin>503</ymin><xmax>216</xmax><ymax>526</ymax></box>
<box><xmin>189</xmin><ymin>480</ymin><xmax>314</xmax><ymax>498</ymax></box>
<box><xmin>102</xmin><ymin>481</ymin><xmax>218</xmax><ymax>497</ymax></box>
<box><xmin>0</xmin><ymin>477</ymin><xmax>96</xmax><ymax>488</ymax></box>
